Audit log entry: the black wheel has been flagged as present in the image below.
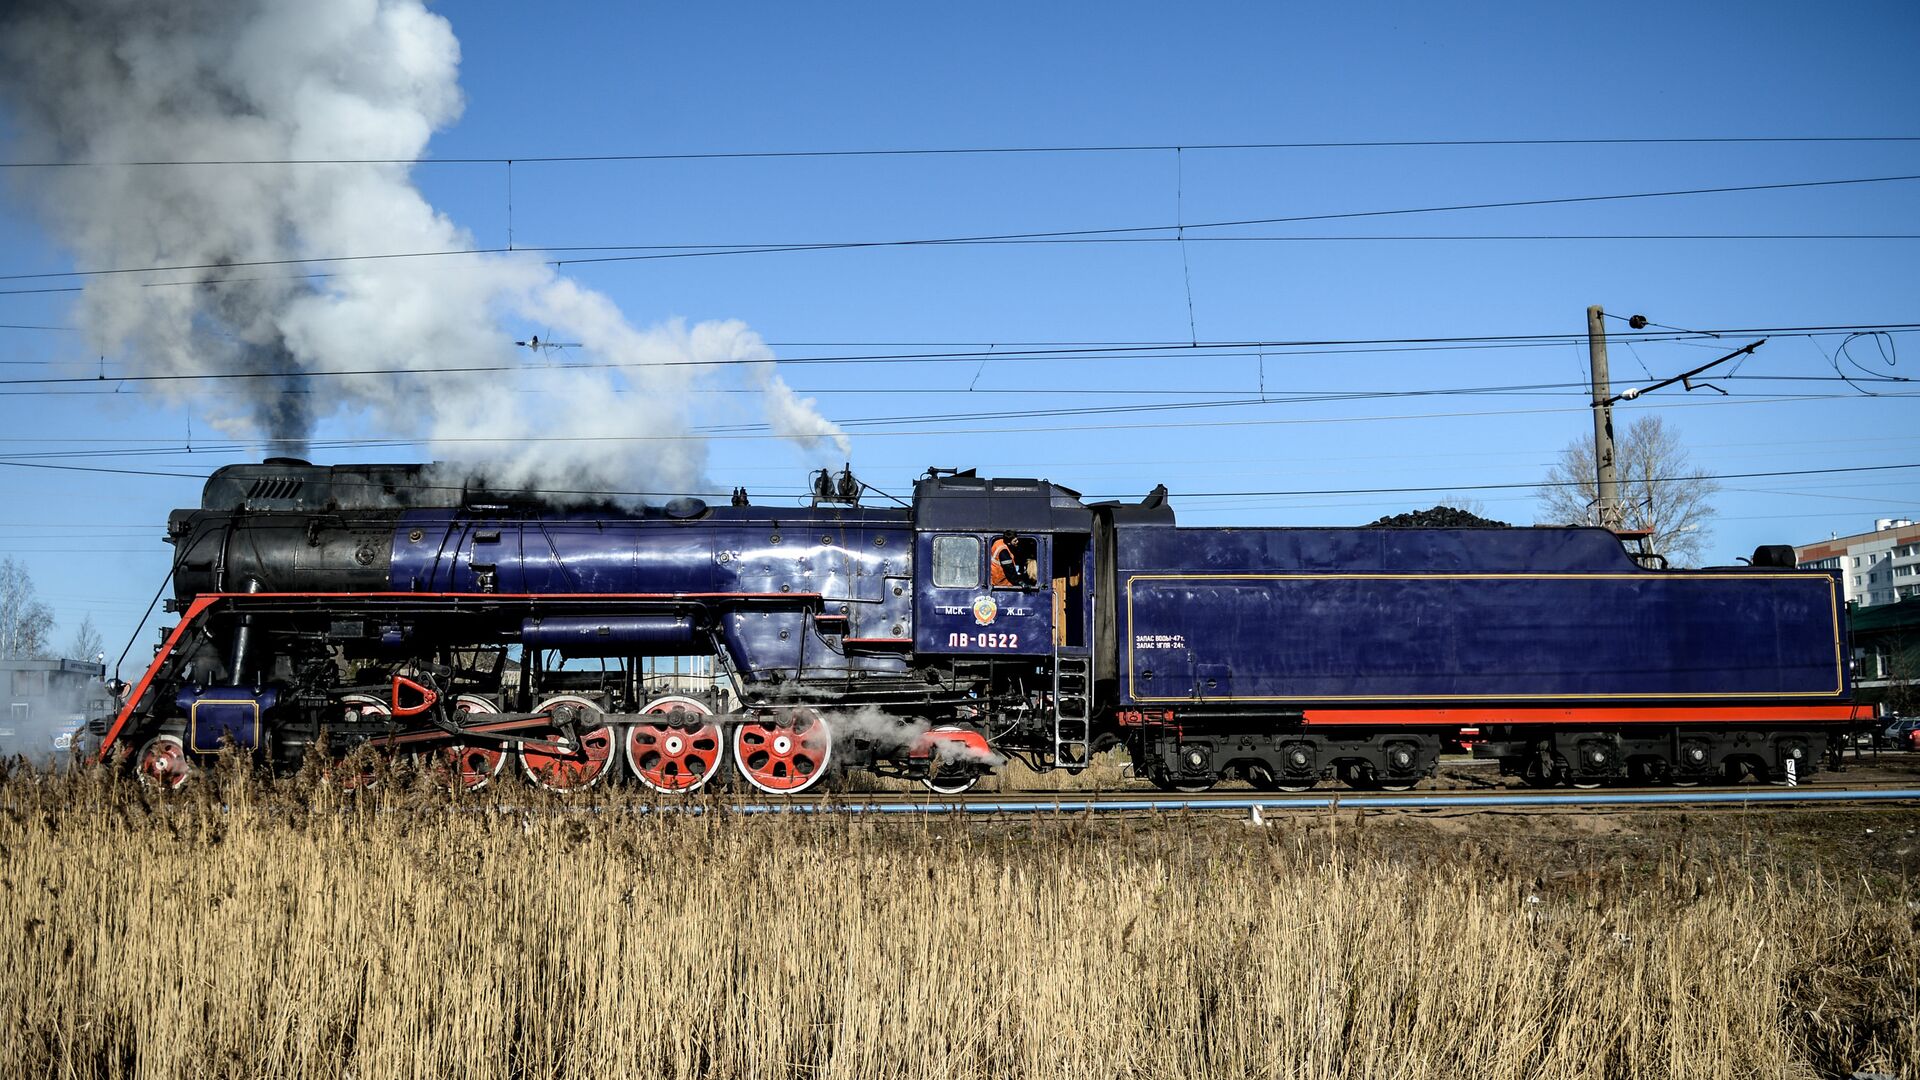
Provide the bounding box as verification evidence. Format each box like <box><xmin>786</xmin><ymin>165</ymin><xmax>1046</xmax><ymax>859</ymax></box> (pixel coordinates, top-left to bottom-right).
<box><xmin>1519</xmin><ymin>756</ymin><xmax>1561</xmax><ymax>789</ymax></box>
<box><xmin>1251</xmin><ymin>762</ymin><xmax>1317</xmax><ymax>791</ymax></box>
<box><xmin>1628</xmin><ymin>758</ymin><xmax>1668</xmax><ymax>787</ymax></box>
<box><xmin>1346</xmin><ymin>766</ymin><xmax>1416</xmax><ymax>792</ymax></box>
<box><xmin>1149</xmin><ymin>772</ymin><xmax>1215</xmax><ymax>794</ymax></box>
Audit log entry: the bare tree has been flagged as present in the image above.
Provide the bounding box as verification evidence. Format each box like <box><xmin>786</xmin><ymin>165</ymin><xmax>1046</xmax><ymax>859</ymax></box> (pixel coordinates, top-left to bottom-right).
<box><xmin>0</xmin><ymin>557</ymin><xmax>55</xmax><ymax>660</ymax></box>
<box><xmin>1538</xmin><ymin>414</ymin><xmax>1720</xmax><ymax>566</ymax></box>
<box><xmin>66</xmin><ymin>614</ymin><xmax>105</xmax><ymax>665</ymax></box>
<box><xmin>1433</xmin><ymin>493</ymin><xmax>1491</xmax><ymax>518</ymax></box>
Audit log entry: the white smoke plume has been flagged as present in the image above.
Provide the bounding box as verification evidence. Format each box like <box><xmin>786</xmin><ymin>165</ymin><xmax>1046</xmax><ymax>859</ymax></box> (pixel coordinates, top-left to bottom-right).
<box><xmin>0</xmin><ymin>0</ymin><xmax>849</xmax><ymax>497</ymax></box>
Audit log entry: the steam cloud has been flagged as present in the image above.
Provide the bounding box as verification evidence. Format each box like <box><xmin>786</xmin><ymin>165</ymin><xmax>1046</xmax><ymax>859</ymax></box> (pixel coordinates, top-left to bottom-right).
<box><xmin>0</xmin><ymin>0</ymin><xmax>848</xmax><ymax>495</ymax></box>
<box><xmin>0</xmin><ymin>665</ymin><xmax>104</xmax><ymax>765</ymax></box>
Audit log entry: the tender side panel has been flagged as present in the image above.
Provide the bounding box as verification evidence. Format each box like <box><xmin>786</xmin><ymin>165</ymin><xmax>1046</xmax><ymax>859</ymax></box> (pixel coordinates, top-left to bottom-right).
<box><xmin>1123</xmin><ymin>572</ymin><xmax>1844</xmax><ymax>704</ymax></box>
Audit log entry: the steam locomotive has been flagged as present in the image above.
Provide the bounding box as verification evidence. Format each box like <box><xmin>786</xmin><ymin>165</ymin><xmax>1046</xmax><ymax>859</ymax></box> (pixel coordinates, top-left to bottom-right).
<box><xmin>92</xmin><ymin>459</ymin><xmax>1859</xmax><ymax>794</ymax></box>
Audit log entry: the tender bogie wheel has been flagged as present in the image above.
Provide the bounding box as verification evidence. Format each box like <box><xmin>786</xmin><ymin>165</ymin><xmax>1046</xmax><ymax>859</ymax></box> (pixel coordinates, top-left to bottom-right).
<box><xmin>519</xmin><ymin>695</ymin><xmax>618</xmax><ymax>792</ymax></box>
<box><xmin>134</xmin><ymin>733</ymin><xmax>193</xmax><ymax>791</ymax></box>
<box><xmin>733</xmin><ymin>709</ymin><xmax>833</xmax><ymax>794</ymax></box>
<box><xmin>1519</xmin><ymin>755</ymin><xmax>1562</xmax><ymax>789</ymax></box>
<box><xmin>626</xmin><ymin>695</ymin><xmax>726</xmax><ymax>794</ymax></box>
<box><xmin>416</xmin><ymin>695</ymin><xmax>509</xmax><ymax>792</ymax></box>
<box><xmin>1249</xmin><ymin>762</ymin><xmax>1317</xmax><ymax>793</ymax></box>
<box><xmin>1377</xmin><ymin>743</ymin><xmax>1424</xmax><ymax>792</ymax></box>
<box><xmin>1343</xmin><ymin>768</ymin><xmax>1416</xmax><ymax>792</ymax></box>
<box><xmin>1149</xmin><ymin>772</ymin><xmax>1215</xmax><ymax>794</ymax></box>
<box><xmin>1341</xmin><ymin>765</ymin><xmax>1379</xmax><ymax>791</ymax></box>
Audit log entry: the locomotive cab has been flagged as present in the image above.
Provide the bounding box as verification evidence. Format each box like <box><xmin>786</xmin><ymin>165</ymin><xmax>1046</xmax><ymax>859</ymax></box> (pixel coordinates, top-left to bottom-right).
<box><xmin>910</xmin><ymin>471</ymin><xmax>1094</xmax><ymax>657</ymax></box>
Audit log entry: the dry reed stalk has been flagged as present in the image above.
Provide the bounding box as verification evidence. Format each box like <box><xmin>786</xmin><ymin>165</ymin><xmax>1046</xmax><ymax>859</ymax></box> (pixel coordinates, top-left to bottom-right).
<box><xmin>0</xmin><ymin>764</ymin><xmax>1914</xmax><ymax>1078</ymax></box>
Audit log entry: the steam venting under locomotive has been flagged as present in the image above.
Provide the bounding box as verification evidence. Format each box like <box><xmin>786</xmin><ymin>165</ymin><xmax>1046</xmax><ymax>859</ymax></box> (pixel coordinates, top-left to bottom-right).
<box><xmin>88</xmin><ymin>458</ymin><xmax>1858</xmax><ymax>795</ymax></box>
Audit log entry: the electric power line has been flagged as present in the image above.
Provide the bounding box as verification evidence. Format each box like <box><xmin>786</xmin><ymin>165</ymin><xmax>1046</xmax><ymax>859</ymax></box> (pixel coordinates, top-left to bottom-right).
<box><xmin>2</xmin><ymin>173</ymin><xmax>1916</xmax><ymax>286</ymax></box>
<box><xmin>2</xmin><ymin>323</ymin><xmax>1916</xmax><ymax>387</ymax></box>
<box><xmin>0</xmin><ymin>455</ymin><xmax>1912</xmax><ymax>502</ymax></box>
<box><xmin>6</xmin><ymin>134</ymin><xmax>1919</xmax><ymax>168</ymax></box>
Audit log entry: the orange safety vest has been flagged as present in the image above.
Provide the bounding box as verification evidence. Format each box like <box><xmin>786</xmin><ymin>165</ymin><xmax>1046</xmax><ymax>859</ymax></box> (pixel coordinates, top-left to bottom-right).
<box><xmin>989</xmin><ymin>537</ymin><xmax>1019</xmax><ymax>587</ymax></box>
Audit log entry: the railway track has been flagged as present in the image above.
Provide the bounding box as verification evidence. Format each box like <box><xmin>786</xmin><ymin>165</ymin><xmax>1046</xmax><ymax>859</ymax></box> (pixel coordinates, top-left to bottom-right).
<box><xmin>666</xmin><ymin>782</ymin><xmax>1920</xmax><ymax>815</ymax></box>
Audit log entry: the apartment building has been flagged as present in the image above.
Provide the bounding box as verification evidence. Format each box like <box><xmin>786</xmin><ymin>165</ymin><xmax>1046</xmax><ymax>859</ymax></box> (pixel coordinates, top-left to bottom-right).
<box><xmin>1795</xmin><ymin>517</ymin><xmax>1920</xmax><ymax>609</ymax></box>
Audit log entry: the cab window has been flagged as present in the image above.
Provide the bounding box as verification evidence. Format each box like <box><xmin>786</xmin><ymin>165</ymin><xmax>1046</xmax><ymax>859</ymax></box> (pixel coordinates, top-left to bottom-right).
<box><xmin>990</xmin><ymin>535</ymin><xmax>1039</xmax><ymax>590</ymax></box>
<box><xmin>932</xmin><ymin>535</ymin><xmax>981</xmax><ymax>588</ymax></box>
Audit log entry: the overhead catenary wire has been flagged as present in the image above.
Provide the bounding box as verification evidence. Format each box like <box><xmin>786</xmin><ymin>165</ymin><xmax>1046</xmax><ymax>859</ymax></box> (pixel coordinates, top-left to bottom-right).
<box><xmin>2</xmin><ymin>323</ymin><xmax>1917</xmax><ymax>386</ymax></box>
<box><xmin>7</xmin><ymin>235</ymin><xmax>1920</xmax><ymax>300</ymax></box>
<box><xmin>0</xmin><ymin>334</ymin><xmax>1865</xmax><ymax>381</ymax></box>
<box><xmin>6</xmin><ymin>134</ymin><xmax>1919</xmax><ymax>168</ymax></box>
<box><xmin>2</xmin><ymin>173</ymin><xmax>1917</xmax><ymax>287</ymax></box>
<box><xmin>0</xmin><ymin>455</ymin><xmax>1913</xmax><ymax>503</ymax></box>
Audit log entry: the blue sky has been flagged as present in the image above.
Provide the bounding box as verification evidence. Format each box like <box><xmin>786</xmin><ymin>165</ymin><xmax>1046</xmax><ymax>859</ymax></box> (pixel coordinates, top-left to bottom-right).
<box><xmin>1</xmin><ymin>0</ymin><xmax>1917</xmax><ymax>671</ymax></box>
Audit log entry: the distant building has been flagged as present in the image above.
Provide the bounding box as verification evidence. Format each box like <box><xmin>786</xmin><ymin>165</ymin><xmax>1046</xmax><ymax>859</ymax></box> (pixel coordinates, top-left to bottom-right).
<box><xmin>1848</xmin><ymin>597</ymin><xmax>1920</xmax><ymax>716</ymax></box>
<box><xmin>1794</xmin><ymin>517</ymin><xmax>1920</xmax><ymax>610</ymax></box>
<box><xmin>1</xmin><ymin>657</ymin><xmax>112</xmax><ymax>757</ymax></box>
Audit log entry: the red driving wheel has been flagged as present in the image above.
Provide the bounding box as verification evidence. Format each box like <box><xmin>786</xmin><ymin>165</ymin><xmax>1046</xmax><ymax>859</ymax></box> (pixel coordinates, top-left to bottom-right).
<box><xmin>417</xmin><ymin>694</ymin><xmax>509</xmax><ymax>792</ymax></box>
<box><xmin>626</xmin><ymin>696</ymin><xmax>726</xmax><ymax>793</ymax></box>
<box><xmin>519</xmin><ymin>695</ymin><xmax>617</xmax><ymax>792</ymax></box>
<box><xmin>733</xmin><ymin>708</ymin><xmax>833</xmax><ymax>794</ymax></box>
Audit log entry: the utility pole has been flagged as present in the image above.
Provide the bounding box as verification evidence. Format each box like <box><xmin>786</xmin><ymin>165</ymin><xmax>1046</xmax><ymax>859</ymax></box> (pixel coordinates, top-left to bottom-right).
<box><xmin>1586</xmin><ymin>304</ymin><xmax>1621</xmax><ymax>530</ymax></box>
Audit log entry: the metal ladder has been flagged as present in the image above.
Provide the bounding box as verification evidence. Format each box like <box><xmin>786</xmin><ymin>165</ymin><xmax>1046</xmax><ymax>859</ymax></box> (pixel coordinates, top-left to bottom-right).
<box><xmin>1052</xmin><ymin>648</ymin><xmax>1092</xmax><ymax>770</ymax></box>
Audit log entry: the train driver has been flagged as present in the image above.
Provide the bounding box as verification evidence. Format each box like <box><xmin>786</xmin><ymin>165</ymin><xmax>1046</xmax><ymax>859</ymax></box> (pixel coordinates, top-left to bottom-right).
<box><xmin>989</xmin><ymin>531</ymin><xmax>1030</xmax><ymax>588</ymax></box>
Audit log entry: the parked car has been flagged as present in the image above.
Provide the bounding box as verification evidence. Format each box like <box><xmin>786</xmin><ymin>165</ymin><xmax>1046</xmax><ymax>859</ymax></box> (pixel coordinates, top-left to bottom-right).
<box><xmin>1882</xmin><ymin>717</ymin><xmax>1920</xmax><ymax>750</ymax></box>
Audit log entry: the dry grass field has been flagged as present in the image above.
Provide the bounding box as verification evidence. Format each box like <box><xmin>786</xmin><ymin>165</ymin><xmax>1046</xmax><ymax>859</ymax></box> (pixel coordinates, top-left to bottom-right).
<box><xmin>1</xmin><ymin>760</ymin><xmax>1916</xmax><ymax>1079</ymax></box>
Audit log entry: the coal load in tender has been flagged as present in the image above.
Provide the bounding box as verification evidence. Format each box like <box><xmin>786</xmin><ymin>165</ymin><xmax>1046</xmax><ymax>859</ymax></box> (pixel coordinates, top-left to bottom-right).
<box><xmin>1366</xmin><ymin>505</ymin><xmax>1513</xmax><ymax>529</ymax></box>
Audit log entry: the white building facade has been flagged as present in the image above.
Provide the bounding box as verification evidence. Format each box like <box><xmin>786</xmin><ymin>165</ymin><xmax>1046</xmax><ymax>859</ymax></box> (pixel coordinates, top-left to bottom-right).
<box><xmin>1794</xmin><ymin>517</ymin><xmax>1920</xmax><ymax>609</ymax></box>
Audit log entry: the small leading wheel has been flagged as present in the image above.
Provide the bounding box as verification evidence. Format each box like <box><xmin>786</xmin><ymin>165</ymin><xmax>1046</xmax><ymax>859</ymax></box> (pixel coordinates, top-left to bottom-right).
<box><xmin>733</xmin><ymin>708</ymin><xmax>833</xmax><ymax>794</ymax></box>
<box><xmin>520</xmin><ymin>695</ymin><xmax>618</xmax><ymax>792</ymax></box>
<box><xmin>626</xmin><ymin>696</ymin><xmax>726</xmax><ymax>794</ymax></box>
<box><xmin>920</xmin><ymin>764</ymin><xmax>983</xmax><ymax>795</ymax></box>
<box><xmin>417</xmin><ymin>695</ymin><xmax>509</xmax><ymax>792</ymax></box>
<box><xmin>135</xmin><ymin>733</ymin><xmax>193</xmax><ymax>791</ymax></box>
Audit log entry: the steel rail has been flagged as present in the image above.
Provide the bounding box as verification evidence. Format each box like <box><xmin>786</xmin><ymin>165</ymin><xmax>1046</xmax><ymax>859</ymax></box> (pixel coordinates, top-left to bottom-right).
<box><xmin>714</xmin><ymin>787</ymin><xmax>1920</xmax><ymax>815</ymax></box>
